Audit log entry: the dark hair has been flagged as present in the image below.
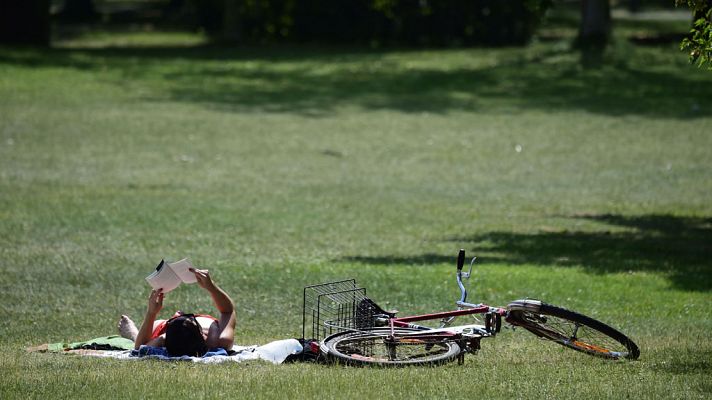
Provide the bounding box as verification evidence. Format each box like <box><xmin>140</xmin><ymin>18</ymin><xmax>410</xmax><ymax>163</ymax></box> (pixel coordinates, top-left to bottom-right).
<box><xmin>164</xmin><ymin>315</ymin><xmax>208</xmax><ymax>357</ymax></box>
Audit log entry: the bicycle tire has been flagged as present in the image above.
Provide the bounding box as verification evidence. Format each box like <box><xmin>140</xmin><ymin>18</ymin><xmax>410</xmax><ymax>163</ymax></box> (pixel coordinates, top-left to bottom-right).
<box><xmin>322</xmin><ymin>328</ymin><xmax>461</xmax><ymax>366</ymax></box>
<box><xmin>507</xmin><ymin>300</ymin><xmax>640</xmax><ymax>360</ymax></box>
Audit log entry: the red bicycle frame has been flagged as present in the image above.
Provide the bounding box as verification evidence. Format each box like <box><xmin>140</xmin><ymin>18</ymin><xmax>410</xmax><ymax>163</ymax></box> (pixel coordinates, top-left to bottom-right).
<box><xmin>384</xmin><ymin>250</ymin><xmax>507</xmax><ymax>338</ymax></box>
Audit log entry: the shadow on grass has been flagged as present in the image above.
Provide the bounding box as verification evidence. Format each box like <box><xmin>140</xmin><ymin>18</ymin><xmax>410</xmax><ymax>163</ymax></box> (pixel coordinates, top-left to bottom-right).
<box><xmin>454</xmin><ymin>214</ymin><xmax>712</xmax><ymax>292</ymax></box>
<box><xmin>649</xmin><ymin>349</ymin><xmax>712</xmax><ymax>375</ymax></box>
<box><xmin>1</xmin><ymin>43</ymin><xmax>710</xmax><ymax>118</ymax></box>
<box><xmin>344</xmin><ymin>214</ymin><xmax>712</xmax><ymax>292</ymax></box>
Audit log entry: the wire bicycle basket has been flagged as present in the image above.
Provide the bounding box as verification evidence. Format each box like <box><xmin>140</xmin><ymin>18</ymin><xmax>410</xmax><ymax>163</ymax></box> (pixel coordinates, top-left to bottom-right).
<box><xmin>302</xmin><ymin>279</ymin><xmax>391</xmax><ymax>341</ymax></box>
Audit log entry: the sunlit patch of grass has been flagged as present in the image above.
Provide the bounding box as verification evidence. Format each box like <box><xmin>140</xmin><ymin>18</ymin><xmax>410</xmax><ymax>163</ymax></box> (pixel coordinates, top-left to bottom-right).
<box><xmin>53</xmin><ymin>29</ymin><xmax>209</xmax><ymax>49</ymax></box>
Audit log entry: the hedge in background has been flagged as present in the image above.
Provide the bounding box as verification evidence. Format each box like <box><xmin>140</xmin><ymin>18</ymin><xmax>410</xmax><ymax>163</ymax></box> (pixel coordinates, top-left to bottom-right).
<box><xmin>189</xmin><ymin>0</ymin><xmax>551</xmax><ymax>46</ymax></box>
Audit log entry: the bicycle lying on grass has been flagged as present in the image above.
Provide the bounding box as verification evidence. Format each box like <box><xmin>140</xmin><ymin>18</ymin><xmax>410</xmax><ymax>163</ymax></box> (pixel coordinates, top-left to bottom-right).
<box><xmin>303</xmin><ymin>250</ymin><xmax>640</xmax><ymax>366</ymax></box>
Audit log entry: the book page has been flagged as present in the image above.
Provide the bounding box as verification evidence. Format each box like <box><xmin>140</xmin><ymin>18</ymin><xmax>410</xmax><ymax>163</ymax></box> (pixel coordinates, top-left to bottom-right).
<box><xmin>145</xmin><ymin>260</ymin><xmax>182</xmax><ymax>293</ymax></box>
<box><xmin>168</xmin><ymin>258</ymin><xmax>197</xmax><ymax>284</ymax></box>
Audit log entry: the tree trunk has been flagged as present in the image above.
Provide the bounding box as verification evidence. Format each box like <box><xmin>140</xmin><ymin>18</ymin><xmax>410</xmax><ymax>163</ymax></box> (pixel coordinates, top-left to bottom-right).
<box><xmin>628</xmin><ymin>0</ymin><xmax>640</xmax><ymax>13</ymax></box>
<box><xmin>59</xmin><ymin>0</ymin><xmax>97</xmax><ymax>22</ymax></box>
<box><xmin>0</xmin><ymin>0</ymin><xmax>51</xmax><ymax>46</ymax></box>
<box><xmin>223</xmin><ymin>0</ymin><xmax>241</xmax><ymax>42</ymax></box>
<box><xmin>579</xmin><ymin>0</ymin><xmax>611</xmax><ymax>46</ymax></box>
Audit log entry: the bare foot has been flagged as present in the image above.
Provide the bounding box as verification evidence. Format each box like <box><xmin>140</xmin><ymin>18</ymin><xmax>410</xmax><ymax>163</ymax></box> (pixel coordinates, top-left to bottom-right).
<box><xmin>117</xmin><ymin>315</ymin><xmax>138</xmax><ymax>341</ymax></box>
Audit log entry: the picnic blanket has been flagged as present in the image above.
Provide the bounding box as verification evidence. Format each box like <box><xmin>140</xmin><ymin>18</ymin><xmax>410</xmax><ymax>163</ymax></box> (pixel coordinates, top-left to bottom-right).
<box><xmin>28</xmin><ymin>336</ymin><xmax>303</xmax><ymax>365</ymax></box>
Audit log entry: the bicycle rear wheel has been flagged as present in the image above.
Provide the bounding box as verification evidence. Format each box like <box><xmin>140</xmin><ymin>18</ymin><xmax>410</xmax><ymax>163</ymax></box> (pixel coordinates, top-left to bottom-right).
<box><xmin>507</xmin><ymin>300</ymin><xmax>640</xmax><ymax>360</ymax></box>
<box><xmin>322</xmin><ymin>328</ymin><xmax>461</xmax><ymax>366</ymax></box>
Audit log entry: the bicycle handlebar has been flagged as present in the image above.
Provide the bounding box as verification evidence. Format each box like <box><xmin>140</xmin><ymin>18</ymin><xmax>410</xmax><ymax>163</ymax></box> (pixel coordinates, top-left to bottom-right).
<box><xmin>456</xmin><ymin>249</ymin><xmax>465</xmax><ymax>271</ymax></box>
<box><xmin>456</xmin><ymin>249</ymin><xmax>467</xmax><ymax>303</ymax></box>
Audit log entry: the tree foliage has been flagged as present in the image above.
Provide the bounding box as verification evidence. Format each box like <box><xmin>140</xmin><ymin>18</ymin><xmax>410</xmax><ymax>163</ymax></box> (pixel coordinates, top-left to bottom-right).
<box><xmin>677</xmin><ymin>0</ymin><xmax>712</xmax><ymax>69</ymax></box>
<box><xmin>0</xmin><ymin>0</ymin><xmax>50</xmax><ymax>46</ymax></box>
<box><xmin>197</xmin><ymin>0</ymin><xmax>551</xmax><ymax>46</ymax></box>
<box><xmin>58</xmin><ymin>0</ymin><xmax>97</xmax><ymax>22</ymax></box>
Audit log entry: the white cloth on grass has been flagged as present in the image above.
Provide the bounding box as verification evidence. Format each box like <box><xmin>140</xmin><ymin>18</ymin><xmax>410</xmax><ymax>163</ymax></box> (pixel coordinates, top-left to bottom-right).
<box><xmin>77</xmin><ymin>339</ymin><xmax>303</xmax><ymax>364</ymax></box>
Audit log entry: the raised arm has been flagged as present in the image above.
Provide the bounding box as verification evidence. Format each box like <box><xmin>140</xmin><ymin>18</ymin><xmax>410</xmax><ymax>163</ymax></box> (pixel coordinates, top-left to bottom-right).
<box><xmin>190</xmin><ymin>268</ymin><xmax>237</xmax><ymax>349</ymax></box>
<box><xmin>133</xmin><ymin>289</ymin><xmax>164</xmax><ymax>349</ymax></box>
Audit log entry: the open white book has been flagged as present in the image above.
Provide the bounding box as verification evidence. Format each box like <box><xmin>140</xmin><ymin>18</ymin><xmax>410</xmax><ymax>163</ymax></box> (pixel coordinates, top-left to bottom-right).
<box><xmin>145</xmin><ymin>258</ymin><xmax>197</xmax><ymax>293</ymax></box>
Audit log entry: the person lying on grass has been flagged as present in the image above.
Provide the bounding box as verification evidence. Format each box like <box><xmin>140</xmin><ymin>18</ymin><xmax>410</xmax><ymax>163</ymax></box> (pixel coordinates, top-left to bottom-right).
<box><xmin>117</xmin><ymin>268</ymin><xmax>236</xmax><ymax>357</ymax></box>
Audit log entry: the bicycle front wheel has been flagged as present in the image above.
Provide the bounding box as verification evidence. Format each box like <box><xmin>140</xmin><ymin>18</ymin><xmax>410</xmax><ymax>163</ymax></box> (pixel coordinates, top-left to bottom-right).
<box><xmin>322</xmin><ymin>328</ymin><xmax>461</xmax><ymax>367</ymax></box>
<box><xmin>507</xmin><ymin>300</ymin><xmax>640</xmax><ymax>360</ymax></box>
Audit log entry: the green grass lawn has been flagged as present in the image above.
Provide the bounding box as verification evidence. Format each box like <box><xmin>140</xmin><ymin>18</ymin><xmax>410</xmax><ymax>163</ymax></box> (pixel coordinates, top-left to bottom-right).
<box><xmin>1</xmin><ymin>13</ymin><xmax>711</xmax><ymax>399</ymax></box>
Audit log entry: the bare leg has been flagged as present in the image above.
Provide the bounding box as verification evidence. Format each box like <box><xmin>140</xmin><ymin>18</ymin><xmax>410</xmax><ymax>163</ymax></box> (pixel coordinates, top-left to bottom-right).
<box><xmin>117</xmin><ymin>315</ymin><xmax>139</xmax><ymax>341</ymax></box>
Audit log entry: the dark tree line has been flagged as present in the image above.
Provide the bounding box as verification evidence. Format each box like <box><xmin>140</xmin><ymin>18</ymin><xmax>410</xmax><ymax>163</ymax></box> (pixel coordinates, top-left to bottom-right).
<box><xmin>200</xmin><ymin>0</ymin><xmax>553</xmax><ymax>46</ymax></box>
<box><xmin>1</xmin><ymin>0</ymin><xmax>706</xmax><ymax>63</ymax></box>
<box><xmin>0</xmin><ymin>0</ymin><xmax>551</xmax><ymax>46</ymax></box>
<box><xmin>0</xmin><ymin>0</ymin><xmax>51</xmax><ymax>45</ymax></box>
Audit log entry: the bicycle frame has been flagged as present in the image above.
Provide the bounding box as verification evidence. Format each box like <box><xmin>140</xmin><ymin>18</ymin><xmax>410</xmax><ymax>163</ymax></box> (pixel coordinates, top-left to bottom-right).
<box><xmin>385</xmin><ymin>250</ymin><xmax>506</xmax><ymax>340</ymax></box>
